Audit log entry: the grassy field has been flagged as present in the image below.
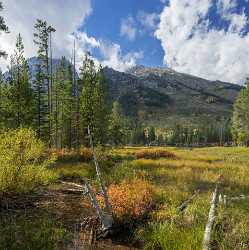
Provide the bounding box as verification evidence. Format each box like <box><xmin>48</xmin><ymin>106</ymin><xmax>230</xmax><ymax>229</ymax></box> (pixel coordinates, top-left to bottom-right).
<box><xmin>2</xmin><ymin>146</ymin><xmax>249</xmax><ymax>249</ymax></box>
<box><xmin>52</xmin><ymin>146</ymin><xmax>249</xmax><ymax>249</ymax></box>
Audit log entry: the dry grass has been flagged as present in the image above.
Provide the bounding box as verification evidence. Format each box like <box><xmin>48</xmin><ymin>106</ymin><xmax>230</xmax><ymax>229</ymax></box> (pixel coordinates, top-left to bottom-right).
<box><xmin>45</xmin><ymin>146</ymin><xmax>249</xmax><ymax>249</ymax></box>
<box><xmin>135</xmin><ymin>148</ymin><xmax>176</xmax><ymax>160</ymax></box>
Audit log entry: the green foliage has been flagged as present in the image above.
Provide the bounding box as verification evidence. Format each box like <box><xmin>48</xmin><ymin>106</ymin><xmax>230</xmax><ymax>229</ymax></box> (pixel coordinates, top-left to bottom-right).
<box><xmin>33</xmin><ymin>19</ymin><xmax>56</xmax><ymax>143</ymax></box>
<box><xmin>0</xmin><ymin>214</ymin><xmax>66</xmax><ymax>250</ymax></box>
<box><xmin>109</xmin><ymin>101</ymin><xmax>130</xmax><ymax>145</ymax></box>
<box><xmin>148</xmin><ymin>126</ymin><xmax>156</xmax><ymax>144</ymax></box>
<box><xmin>52</xmin><ymin>57</ymin><xmax>74</xmax><ymax>149</ymax></box>
<box><xmin>0</xmin><ymin>128</ymin><xmax>57</xmax><ymax>194</ymax></box>
<box><xmin>232</xmin><ymin>82</ymin><xmax>249</xmax><ymax>145</ymax></box>
<box><xmin>79</xmin><ymin>56</ymin><xmax>110</xmax><ymax>145</ymax></box>
<box><xmin>138</xmin><ymin>222</ymin><xmax>203</xmax><ymax>250</ymax></box>
<box><xmin>3</xmin><ymin>34</ymin><xmax>35</xmax><ymax>128</ymax></box>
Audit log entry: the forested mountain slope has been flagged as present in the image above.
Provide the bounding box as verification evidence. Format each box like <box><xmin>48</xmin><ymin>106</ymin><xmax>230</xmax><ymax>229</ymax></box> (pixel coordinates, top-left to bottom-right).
<box><xmin>103</xmin><ymin>65</ymin><xmax>242</xmax><ymax>126</ymax></box>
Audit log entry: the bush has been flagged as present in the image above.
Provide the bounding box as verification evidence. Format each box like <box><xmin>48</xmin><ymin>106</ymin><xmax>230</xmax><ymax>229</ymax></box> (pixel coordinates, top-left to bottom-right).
<box><xmin>55</xmin><ymin>147</ymin><xmax>93</xmax><ymax>162</ymax></box>
<box><xmin>97</xmin><ymin>179</ymin><xmax>156</xmax><ymax>221</ymax></box>
<box><xmin>135</xmin><ymin>149</ymin><xmax>176</xmax><ymax>160</ymax></box>
<box><xmin>0</xmin><ymin>128</ymin><xmax>57</xmax><ymax>195</ymax></box>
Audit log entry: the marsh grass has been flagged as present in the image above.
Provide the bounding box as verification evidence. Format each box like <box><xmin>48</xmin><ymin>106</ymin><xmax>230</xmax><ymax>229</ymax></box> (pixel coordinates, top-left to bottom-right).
<box><xmin>44</xmin><ymin>146</ymin><xmax>249</xmax><ymax>249</ymax></box>
<box><xmin>107</xmin><ymin>147</ymin><xmax>249</xmax><ymax>249</ymax></box>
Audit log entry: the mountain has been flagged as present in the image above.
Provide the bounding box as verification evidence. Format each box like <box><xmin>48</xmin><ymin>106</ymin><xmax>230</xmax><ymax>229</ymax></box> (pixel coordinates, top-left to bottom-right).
<box><xmin>4</xmin><ymin>57</ymin><xmax>241</xmax><ymax>127</ymax></box>
<box><xmin>103</xmin><ymin>65</ymin><xmax>242</xmax><ymax>127</ymax></box>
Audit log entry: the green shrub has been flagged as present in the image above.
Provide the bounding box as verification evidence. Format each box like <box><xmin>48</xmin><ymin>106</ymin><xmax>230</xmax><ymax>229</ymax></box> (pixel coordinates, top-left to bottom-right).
<box><xmin>0</xmin><ymin>128</ymin><xmax>57</xmax><ymax>195</ymax></box>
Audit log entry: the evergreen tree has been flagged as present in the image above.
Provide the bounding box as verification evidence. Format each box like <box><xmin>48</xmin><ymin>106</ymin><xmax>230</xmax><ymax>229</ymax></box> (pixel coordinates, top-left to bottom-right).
<box><xmin>109</xmin><ymin>101</ymin><xmax>127</xmax><ymax>145</ymax></box>
<box><xmin>79</xmin><ymin>55</ymin><xmax>110</xmax><ymax>145</ymax></box>
<box><xmin>34</xmin><ymin>19</ymin><xmax>55</xmax><ymax>144</ymax></box>
<box><xmin>6</xmin><ymin>34</ymin><xmax>34</xmax><ymax>128</ymax></box>
<box><xmin>52</xmin><ymin>57</ymin><xmax>74</xmax><ymax>149</ymax></box>
<box><xmin>232</xmin><ymin>81</ymin><xmax>249</xmax><ymax>145</ymax></box>
<box><xmin>0</xmin><ymin>2</ymin><xmax>9</xmax><ymax>58</ymax></box>
<box><xmin>148</xmin><ymin>126</ymin><xmax>156</xmax><ymax>144</ymax></box>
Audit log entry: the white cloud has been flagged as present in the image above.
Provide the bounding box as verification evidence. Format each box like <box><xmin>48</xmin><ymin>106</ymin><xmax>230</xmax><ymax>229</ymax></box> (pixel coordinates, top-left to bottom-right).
<box><xmin>0</xmin><ymin>0</ymin><xmax>92</xmax><ymax>71</ymax></box>
<box><xmin>0</xmin><ymin>0</ymin><xmax>142</xmax><ymax>72</ymax></box>
<box><xmin>217</xmin><ymin>0</ymin><xmax>247</xmax><ymax>33</ymax></box>
<box><xmin>100</xmin><ymin>42</ymin><xmax>143</xmax><ymax>71</ymax></box>
<box><xmin>137</xmin><ymin>11</ymin><xmax>159</xmax><ymax>31</ymax></box>
<box><xmin>155</xmin><ymin>0</ymin><xmax>249</xmax><ymax>84</ymax></box>
<box><xmin>120</xmin><ymin>15</ymin><xmax>137</xmax><ymax>41</ymax></box>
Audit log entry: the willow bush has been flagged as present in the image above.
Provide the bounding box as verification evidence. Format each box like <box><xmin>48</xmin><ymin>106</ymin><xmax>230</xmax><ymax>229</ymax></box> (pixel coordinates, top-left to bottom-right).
<box><xmin>0</xmin><ymin>128</ymin><xmax>57</xmax><ymax>195</ymax></box>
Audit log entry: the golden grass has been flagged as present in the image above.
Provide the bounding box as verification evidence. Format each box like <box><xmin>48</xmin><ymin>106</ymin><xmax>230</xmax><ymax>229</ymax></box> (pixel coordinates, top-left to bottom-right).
<box><xmin>51</xmin><ymin>146</ymin><xmax>249</xmax><ymax>249</ymax></box>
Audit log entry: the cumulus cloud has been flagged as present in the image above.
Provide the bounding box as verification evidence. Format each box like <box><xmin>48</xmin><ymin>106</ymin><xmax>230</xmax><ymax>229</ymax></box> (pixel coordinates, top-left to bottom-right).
<box><xmin>137</xmin><ymin>11</ymin><xmax>159</xmax><ymax>32</ymax></box>
<box><xmin>0</xmin><ymin>0</ymin><xmax>92</xmax><ymax>71</ymax></box>
<box><xmin>0</xmin><ymin>0</ymin><xmax>141</xmax><ymax>72</ymax></box>
<box><xmin>100</xmin><ymin>42</ymin><xmax>143</xmax><ymax>71</ymax></box>
<box><xmin>120</xmin><ymin>15</ymin><xmax>137</xmax><ymax>41</ymax></box>
<box><xmin>155</xmin><ymin>0</ymin><xmax>249</xmax><ymax>84</ymax></box>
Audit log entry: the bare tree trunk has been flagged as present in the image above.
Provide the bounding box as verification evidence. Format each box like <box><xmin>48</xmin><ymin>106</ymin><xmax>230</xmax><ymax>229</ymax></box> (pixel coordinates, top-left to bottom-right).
<box><xmin>203</xmin><ymin>184</ymin><xmax>218</xmax><ymax>250</ymax></box>
<box><xmin>60</xmin><ymin>181</ymin><xmax>113</xmax><ymax>231</ymax></box>
<box><xmin>87</xmin><ymin>126</ymin><xmax>112</xmax><ymax>215</ymax></box>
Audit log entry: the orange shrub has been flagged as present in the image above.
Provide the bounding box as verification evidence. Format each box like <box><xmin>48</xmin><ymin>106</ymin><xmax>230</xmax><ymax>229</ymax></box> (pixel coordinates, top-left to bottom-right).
<box><xmin>97</xmin><ymin>179</ymin><xmax>156</xmax><ymax>220</ymax></box>
<box><xmin>135</xmin><ymin>149</ymin><xmax>176</xmax><ymax>159</ymax></box>
<box><xmin>54</xmin><ymin>148</ymin><xmax>92</xmax><ymax>162</ymax></box>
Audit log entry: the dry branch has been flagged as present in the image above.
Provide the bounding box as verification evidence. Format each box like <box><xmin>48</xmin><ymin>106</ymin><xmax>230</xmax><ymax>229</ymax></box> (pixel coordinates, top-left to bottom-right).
<box><xmin>177</xmin><ymin>190</ymin><xmax>199</xmax><ymax>212</ymax></box>
<box><xmin>203</xmin><ymin>184</ymin><xmax>218</xmax><ymax>250</ymax></box>
<box><xmin>87</xmin><ymin>126</ymin><xmax>112</xmax><ymax>215</ymax></box>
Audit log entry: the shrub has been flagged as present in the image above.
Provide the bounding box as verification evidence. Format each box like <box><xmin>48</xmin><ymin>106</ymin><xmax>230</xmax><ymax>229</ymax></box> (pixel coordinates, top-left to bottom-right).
<box><xmin>97</xmin><ymin>179</ymin><xmax>156</xmax><ymax>221</ymax></box>
<box><xmin>0</xmin><ymin>128</ymin><xmax>57</xmax><ymax>195</ymax></box>
<box><xmin>55</xmin><ymin>147</ymin><xmax>92</xmax><ymax>162</ymax></box>
<box><xmin>135</xmin><ymin>149</ymin><xmax>176</xmax><ymax>160</ymax></box>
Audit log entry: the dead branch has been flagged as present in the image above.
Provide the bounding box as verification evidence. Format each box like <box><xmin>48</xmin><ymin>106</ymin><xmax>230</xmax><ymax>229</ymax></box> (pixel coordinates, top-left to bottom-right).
<box><xmin>203</xmin><ymin>184</ymin><xmax>219</xmax><ymax>250</ymax></box>
<box><xmin>87</xmin><ymin>126</ymin><xmax>112</xmax><ymax>215</ymax></box>
<box><xmin>177</xmin><ymin>190</ymin><xmax>200</xmax><ymax>212</ymax></box>
<box><xmin>60</xmin><ymin>180</ymin><xmax>113</xmax><ymax>232</ymax></box>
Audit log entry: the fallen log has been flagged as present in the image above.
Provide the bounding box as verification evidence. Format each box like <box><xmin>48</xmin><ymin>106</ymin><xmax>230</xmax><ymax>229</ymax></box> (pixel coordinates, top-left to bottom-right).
<box><xmin>203</xmin><ymin>184</ymin><xmax>218</xmax><ymax>250</ymax></box>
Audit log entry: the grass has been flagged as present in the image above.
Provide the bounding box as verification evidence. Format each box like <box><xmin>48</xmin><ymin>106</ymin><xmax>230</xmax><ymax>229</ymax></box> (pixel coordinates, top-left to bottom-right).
<box><xmin>2</xmin><ymin>145</ymin><xmax>249</xmax><ymax>249</ymax></box>
<box><xmin>68</xmin><ymin>146</ymin><xmax>249</xmax><ymax>249</ymax></box>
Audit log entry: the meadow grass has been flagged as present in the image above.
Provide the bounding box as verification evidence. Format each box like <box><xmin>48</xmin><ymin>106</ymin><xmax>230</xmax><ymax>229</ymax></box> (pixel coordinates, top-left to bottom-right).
<box><xmin>50</xmin><ymin>146</ymin><xmax>249</xmax><ymax>249</ymax></box>
<box><xmin>6</xmin><ymin>147</ymin><xmax>249</xmax><ymax>250</ymax></box>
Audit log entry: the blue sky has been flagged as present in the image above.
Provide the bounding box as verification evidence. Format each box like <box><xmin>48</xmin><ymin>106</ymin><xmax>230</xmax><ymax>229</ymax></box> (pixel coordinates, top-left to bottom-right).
<box><xmin>1</xmin><ymin>0</ymin><xmax>249</xmax><ymax>84</ymax></box>
<box><xmin>85</xmin><ymin>0</ymin><xmax>165</xmax><ymax>67</ymax></box>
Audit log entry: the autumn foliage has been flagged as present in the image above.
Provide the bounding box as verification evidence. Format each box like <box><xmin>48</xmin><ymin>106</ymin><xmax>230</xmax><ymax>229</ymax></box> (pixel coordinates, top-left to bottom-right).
<box><xmin>135</xmin><ymin>149</ymin><xmax>176</xmax><ymax>160</ymax></box>
<box><xmin>98</xmin><ymin>179</ymin><xmax>155</xmax><ymax>220</ymax></box>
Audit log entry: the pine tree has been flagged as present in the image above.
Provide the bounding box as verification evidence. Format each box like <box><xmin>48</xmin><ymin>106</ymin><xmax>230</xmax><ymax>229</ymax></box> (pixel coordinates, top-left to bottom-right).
<box><xmin>232</xmin><ymin>80</ymin><xmax>249</xmax><ymax>145</ymax></box>
<box><xmin>34</xmin><ymin>19</ymin><xmax>55</xmax><ymax>144</ymax></box>
<box><xmin>148</xmin><ymin>126</ymin><xmax>156</xmax><ymax>144</ymax></box>
<box><xmin>109</xmin><ymin>101</ymin><xmax>127</xmax><ymax>145</ymax></box>
<box><xmin>52</xmin><ymin>57</ymin><xmax>74</xmax><ymax>149</ymax></box>
<box><xmin>79</xmin><ymin>55</ymin><xmax>110</xmax><ymax>145</ymax></box>
<box><xmin>0</xmin><ymin>2</ymin><xmax>9</xmax><ymax>58</ymax></box>
<box><xmin>6</xmin><ymin>34</ymin><xmax>34</xmax><ymax>128</ymax></box>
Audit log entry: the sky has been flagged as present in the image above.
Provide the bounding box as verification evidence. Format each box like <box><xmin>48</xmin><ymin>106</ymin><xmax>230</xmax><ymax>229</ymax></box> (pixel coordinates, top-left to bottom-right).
<box><xmin>0</xmin><ymin>0</ymin><xmax>249</xmax><ymax>84</ymax></box>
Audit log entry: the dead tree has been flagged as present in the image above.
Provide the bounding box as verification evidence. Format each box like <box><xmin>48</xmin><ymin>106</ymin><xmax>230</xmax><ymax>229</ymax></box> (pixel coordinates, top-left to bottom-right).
<box><xmin>87</xmin><ymin>126</ymin><xmax>112</xmax><ymax>215</ymax></box>
<box><xmin>203</xmin><ymin>184</ymin><xmax>218</xmax><ymax>250</ymax></box>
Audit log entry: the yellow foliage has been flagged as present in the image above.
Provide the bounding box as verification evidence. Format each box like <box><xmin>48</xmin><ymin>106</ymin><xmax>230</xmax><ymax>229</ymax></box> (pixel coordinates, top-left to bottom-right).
<box><xmin>0</xmin><ymin>128</ymin><xmax>57</xmax><ymax>194</ymax></box>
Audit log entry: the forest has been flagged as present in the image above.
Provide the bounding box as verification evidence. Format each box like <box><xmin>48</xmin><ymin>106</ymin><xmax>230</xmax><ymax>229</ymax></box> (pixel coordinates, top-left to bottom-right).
<box><xmin>1</xmin><ymin>1</ymin><xmax>249</xmax><ymax>250</ymax></box>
